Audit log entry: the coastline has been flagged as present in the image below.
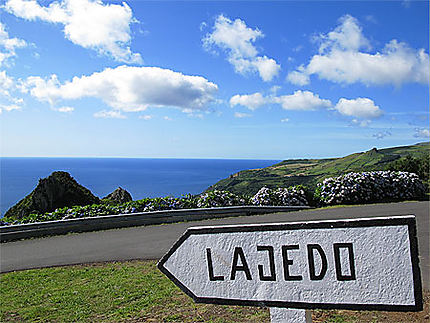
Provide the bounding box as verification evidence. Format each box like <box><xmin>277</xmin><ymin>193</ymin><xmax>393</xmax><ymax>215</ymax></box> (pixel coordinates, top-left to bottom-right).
<box><xmin>0</xmin><ymin>158</ymin><xmax>279</xmax><ymax>215</ymax></box>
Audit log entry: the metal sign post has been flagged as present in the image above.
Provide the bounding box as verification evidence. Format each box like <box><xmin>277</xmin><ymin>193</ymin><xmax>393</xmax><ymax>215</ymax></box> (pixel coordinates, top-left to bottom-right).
<box><xmin>158</xmin><ymin>216</ymin><xmax>422</xmax><ymax>322</ymax></box>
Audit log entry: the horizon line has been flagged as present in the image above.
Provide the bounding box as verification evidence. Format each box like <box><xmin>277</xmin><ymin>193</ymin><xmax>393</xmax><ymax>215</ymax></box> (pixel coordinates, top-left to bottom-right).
<box><xmin>1</xmin><ymin>141</ymin><xmax>428</xmax><ymax>160</ymax></box>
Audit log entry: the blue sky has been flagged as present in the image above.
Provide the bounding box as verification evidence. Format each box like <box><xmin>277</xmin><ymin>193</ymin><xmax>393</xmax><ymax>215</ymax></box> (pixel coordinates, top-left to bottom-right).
<box><xmin>1</xmin><ymin>0</ymin><xmax>429</xmax><ymax>159</ymax></box>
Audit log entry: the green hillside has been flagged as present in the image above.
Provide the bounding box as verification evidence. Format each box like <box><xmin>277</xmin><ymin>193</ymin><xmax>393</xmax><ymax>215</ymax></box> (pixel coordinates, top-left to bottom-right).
<box><xmin>208</xmin><ymin>142</ymin><xmax>429</xmax><ymax>195</ymax></box>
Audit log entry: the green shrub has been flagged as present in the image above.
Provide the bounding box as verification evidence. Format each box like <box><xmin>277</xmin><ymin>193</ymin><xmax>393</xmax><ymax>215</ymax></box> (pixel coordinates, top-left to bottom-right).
<box><xmin>385</xmin><ymin>154</ymin><xmax>429</xmax><ymax>182</ymax></box>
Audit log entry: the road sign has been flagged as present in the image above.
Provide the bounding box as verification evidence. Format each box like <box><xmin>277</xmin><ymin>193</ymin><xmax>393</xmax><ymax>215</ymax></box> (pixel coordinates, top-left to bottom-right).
<box><xmin>158</xmin><ymin>215</ymin><xmax>422</xmax><ymax>312</ymax></box>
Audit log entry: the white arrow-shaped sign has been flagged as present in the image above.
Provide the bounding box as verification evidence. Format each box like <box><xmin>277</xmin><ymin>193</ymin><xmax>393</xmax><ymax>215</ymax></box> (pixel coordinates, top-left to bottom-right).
<box><xmin>158</xmin><ymin>215</ymin><xmax>422</xmax><ymax>311</ymax></box>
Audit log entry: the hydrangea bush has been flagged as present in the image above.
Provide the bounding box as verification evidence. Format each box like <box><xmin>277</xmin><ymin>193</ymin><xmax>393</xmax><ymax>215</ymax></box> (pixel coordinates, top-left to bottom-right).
<box><xmin>136</xmin><ymin>195</ymin><xmax>198</xmax><ymax>212</ymax></box>
<box><xmin>251</xmin><ymin>186</ymin><xmax>309</xmax><ymax>206</ymax></box>
<box><xmin>2</xmin><ymin>196</ymin><xmax>199</xmax><ymax>225</ymax></box>
<box><xmin>316</xmin><ymin>171</ymin><xmax>426</xmax><ymax>205</ymax></box>
<box><xmin>196</xmin><ymin>190</ymin><xmax>248</xmax><ymax>208</ymax></box>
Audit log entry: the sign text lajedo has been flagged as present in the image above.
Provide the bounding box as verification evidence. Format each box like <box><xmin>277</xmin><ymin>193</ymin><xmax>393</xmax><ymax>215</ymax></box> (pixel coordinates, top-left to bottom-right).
<box><xmin>158</xmin><ymin>216</ymin><xmax>422</xmax><ymax>311</ymax></box>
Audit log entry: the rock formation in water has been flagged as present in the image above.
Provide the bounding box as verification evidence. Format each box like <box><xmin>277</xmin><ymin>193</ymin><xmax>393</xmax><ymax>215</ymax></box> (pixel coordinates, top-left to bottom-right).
<box><xmin>4</xmin><ymin>171</ymin><xmax>100</xmax><ymax>219</ymax></box>
<box><xmin>103</xmin><ymin>187</ymin><xmax>132</xmax><ymax>204</ymax></box>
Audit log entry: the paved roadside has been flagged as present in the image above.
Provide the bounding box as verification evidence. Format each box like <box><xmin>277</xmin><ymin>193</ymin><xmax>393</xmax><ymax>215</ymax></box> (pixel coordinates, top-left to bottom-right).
<box><xmin>1</xmin><ymin>201</ymin><xmax>428</xmax><ymax>289</ymax></box>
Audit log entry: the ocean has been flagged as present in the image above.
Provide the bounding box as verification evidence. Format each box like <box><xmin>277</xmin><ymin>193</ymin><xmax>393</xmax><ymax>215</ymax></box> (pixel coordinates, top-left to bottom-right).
<box><xmin>0</xmin><ymin>158</ymin><xmax>279</xmax><ymax>215</ymax></box>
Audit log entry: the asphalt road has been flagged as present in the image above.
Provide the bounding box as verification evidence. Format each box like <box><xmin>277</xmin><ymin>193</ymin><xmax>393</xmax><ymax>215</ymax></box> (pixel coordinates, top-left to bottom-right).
<box><xmin>1</xmin><ymin>201</ymin><xmax>428</xmax><ymax>289</ymax></box>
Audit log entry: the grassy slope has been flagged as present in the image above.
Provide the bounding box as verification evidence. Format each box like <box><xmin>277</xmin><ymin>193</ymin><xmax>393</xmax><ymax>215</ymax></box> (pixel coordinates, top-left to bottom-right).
<box><xmin>1</xmin><ymin>260</ymin><xmax>428</xmax><ymax>322</ymax></box>
<box><xmin>0</xmin><ymin>261</ymin><xmax>268</xmax><ymax>323</ymax></box>
<box><xmin>208</xmin><ymin>142</ymin><xmax>429</xmax><ymax>195</ymax></box>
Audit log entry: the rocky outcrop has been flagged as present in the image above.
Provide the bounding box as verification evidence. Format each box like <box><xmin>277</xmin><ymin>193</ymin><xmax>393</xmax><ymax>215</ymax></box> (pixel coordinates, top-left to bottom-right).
<box><xmin>103</xmin><ymin>187</ymin><xmax>132</xmax><ymax>204</ymax></box>
<box><xmin>5</xmin><ymin>171</ymin><xmax>100</xmax><ymax>220</ymax></box>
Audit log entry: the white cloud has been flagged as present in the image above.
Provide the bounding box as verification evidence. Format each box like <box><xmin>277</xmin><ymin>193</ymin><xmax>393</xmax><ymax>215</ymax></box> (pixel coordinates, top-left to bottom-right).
<box><xmin>286</xmin><ymin>68</ymin><xmax>309</xmax><ymax>86</ymax></box>
<box><xmin>139</xmin><ymin>114</ymin><xmax>152</xmax><ymax>120</ymax></box>
<box><xmin>319</xmin><ymin>14</ymin><xmax>370</xmax><ymax>52</ymax></box>
<box><xmin>5</xmin><ymin>0</ymin><xmax>142</xmax><ymax>63</ymax></box>
<box><xmin>55</xmin><ymin>106</ymin><xmax>74</xmax><ymax>113</ymax></box>
<box><xmin>280</xmin><ymin>118</ymin><xmax>289</xmax><ymax>123</ymax></box>
<box><xmin>287</xmin><ymin>15</ymin><xmax>429</xmax><ymax>86</ymax></box>
<box><xmin>270</xmin><ymin>85</ymin><xmax>281</xmax><ymax>94</ymax></box>
<box><xmin>163</xmin><ymin>116</ymin><xmax>172</xmax><ymax>121</ymax></box>
<box><xmin>190</xmin><ymin>113</ymin><xmax>204</xmax><ymax>119</ymax></box>
<box><xmin>199</xmin><ymin>21</ymin><xmax>207</xmax><ymax>32</ymax></box>
<box><xmin>251</xmin><ymin>56</ymin><xmax>281</xmax><ymax>82</ymax></box>
<box><xmin>0</xmin><ymin>70</ymin><xmax>14</xmax><ymax>96</ymax></box>
<box><xmin>0</xmin><ymin>70</ymin><xmax>24</xmax><ymax>113</ymax></box>
<box><xmin>373</xmin><ymin>130</ymin><xmax>392</xmax><ymax>139</ymax></box>
<box><xmin>0</xmin><ymin>103</ymin><xmax>21</xmax><ymax>114</ymax></box>
<box><xmin>230</xmin><ymin>90</ymin><xmax>332</xmax><ymax>111</ymax></box>
<box><xmin>0</xmin><ymin>22</ymin><xmax>28</xmax><ymax>67</ymax></box>
<box><xmin>22</xmin><ymin>65</ymin><xmax>218</xmax><ymax>114</ymax></box>
<box><xmin>94</xmin><ymin>110</ymin><xmax>126</xmax><ymax>119</ymax></box>
<box><xmin>274</xmin><ymin>90</ymin><xmax>331</xmax><ymax>111</ymax></box>
<box><xmin>204</xmin><ymin>15</ymin><xmax>261</xmax><ymax>58</ymax></box>
<box><xmin>182</xmin><ymin>108</ymin><xmax>205</xmax><ymax>119</ymax></box>
<box><xmin>352</xmin><ymin>118</ymin><xmax>371</xmax><ymax>127</ymax></box>
<box><xmin>234</xmin><ymin>112</ymin><xmax>251</xmax><ymax>118</ymax></box>
<box><xmin>230</xmin><ymin>92</ymin><xmax>266</xmax><ymax>110</ymax></box>
<box><xmin>203</xmin><ymin>14</ymin><xmax>280</xmax><ymax>82</ymax></box>
<box><xmin>414</xmin><ymin>128</ymin><xmax>430</xmax><ymax>138</ymax></box>
<box><xmin>335</xmin><ymin>98</ymin><xmax>382</xmax><ymax>119</ymax></box>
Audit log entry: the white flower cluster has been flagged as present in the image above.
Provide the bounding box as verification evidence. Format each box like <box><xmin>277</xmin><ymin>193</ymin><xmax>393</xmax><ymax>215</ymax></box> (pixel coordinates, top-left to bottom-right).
<box><xmin>250</xmin><ymin>187</ymin><xmax>272</xmax><ymax>205</ymax></box>
<box><xmin>197</xmin><ymin>190</ymin><xmax>247</xmax><ymax>208</ymax></box>
<box><xmin>317</xmin><ymin>171</ymin><xmax>426</xmax><ymax>205</ymax></box>
<box><xmin>251</xmin><ymin>186</ymin><xmax>308</xmax><ymax>206</ymax></box>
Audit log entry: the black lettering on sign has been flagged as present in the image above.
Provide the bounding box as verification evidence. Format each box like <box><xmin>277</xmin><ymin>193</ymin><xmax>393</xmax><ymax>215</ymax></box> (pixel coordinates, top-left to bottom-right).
<box><xmin>230</xmin><ymin>247</ymin><xmax>252</xmax><ymax>280</ymax></box>
<box><xmin>333</xmin><ymin>243</ymin><xmax>356</xmax><ymax>281</ymax></box>
<box><xmin>282</xmin><ymin>245</ymin><xmax>303</xmax><ymax>281</ymax></box>
<box><xmin>257</xmin><ymin>246</ymin><xmax>276</xmax><ymax>281</ymax></box>
<box><xmin>307</xmin><ymin>244</ymin><xmax>328</xmax><ymax>280</ymax></box>
<box><xmin>206</xmin><ymin>248</ymin><xmax>224</xmax><ymax>281</ymax></box>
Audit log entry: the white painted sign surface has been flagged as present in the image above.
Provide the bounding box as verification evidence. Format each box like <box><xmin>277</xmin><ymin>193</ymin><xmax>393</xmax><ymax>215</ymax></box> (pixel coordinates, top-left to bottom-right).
<box><xmin>158</xmin><ymin>215</ymin><xmax>422</xmax><ymax>311</ymax></box>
